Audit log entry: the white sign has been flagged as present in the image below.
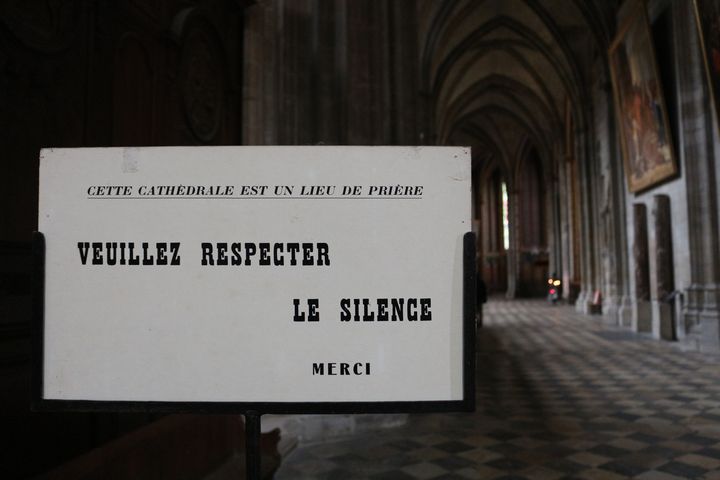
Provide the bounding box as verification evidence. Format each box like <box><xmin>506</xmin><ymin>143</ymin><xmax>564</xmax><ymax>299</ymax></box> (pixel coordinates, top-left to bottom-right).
<box><xmin>38</xmin><ymin>146</ymin><xmax>471</xmax><ymax>404</ymax></box>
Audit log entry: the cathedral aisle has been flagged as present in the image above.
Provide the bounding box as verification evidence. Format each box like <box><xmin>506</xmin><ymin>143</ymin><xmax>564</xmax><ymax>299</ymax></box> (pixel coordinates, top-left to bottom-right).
<box><xmin>275</xmin><ymin>299</ymin><xmax>720</xmax><ymax>479</ymax></box>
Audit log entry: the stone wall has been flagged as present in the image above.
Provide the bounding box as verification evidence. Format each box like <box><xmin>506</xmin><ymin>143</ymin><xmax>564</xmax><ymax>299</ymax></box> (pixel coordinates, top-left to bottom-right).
<box><xmin>620</xmin><ymin>0</ymin><xmax>720</xmax><ymax>350</ymax></box>
<box><xmin>242</xmin><ymin>0</ymin><xmax>421</xmax><ymax>147</ymax></box>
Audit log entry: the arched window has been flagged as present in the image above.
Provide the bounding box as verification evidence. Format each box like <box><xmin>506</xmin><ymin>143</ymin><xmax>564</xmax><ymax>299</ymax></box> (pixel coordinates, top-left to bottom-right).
<box><xmin>480</xmin><ymin>167</ymin><xmax>508</xmax><ymax>293</ymax></box>
<box><xmin>501</xmin><ymin>181</ymin><xmax>510</xmax><ymax>251</ymax></box>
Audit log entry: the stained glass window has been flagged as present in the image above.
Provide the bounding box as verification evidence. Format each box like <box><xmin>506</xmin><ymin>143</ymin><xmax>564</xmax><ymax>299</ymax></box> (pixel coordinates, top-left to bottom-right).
<box><xmin>502</xmin><ymin>182</ymin><xmax>509</xmax><ymax>250</ymax></box>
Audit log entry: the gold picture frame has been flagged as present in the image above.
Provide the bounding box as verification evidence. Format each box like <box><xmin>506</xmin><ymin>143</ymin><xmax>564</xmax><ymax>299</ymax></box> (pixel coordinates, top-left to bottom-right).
<box><xmin>693</xmin><ymin>0</ymin><xmax>720</xmax><ymax>129</ymax></box>
<box><xmin>608</xmin><ymin>0</ymin><xmax>677</xmax><ymax>193</ymax></box>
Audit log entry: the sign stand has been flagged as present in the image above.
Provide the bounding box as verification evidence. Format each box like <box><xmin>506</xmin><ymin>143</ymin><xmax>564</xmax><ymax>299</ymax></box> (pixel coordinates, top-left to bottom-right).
<box><xmin>32</xmin><ymin>231</ymin><xmax>476</xmax><ymax>480</ymax></box>
<box><xmin>245</xmin><ymin>411</ymin><xmax>261</xmax><ymax>480</ymax></box>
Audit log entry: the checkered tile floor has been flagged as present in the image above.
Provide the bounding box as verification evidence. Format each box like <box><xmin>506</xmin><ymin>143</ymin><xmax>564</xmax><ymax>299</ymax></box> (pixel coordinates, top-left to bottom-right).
<box><xmin>274</xmin><ymin>299</ymin><xmax>720</xmax><ymax>479</ymax></box>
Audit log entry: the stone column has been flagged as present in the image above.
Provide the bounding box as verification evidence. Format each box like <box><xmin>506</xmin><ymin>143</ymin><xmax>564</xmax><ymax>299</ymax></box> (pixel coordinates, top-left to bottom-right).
<box><xmin>593</xmin><ymin>65</ymin><xmax>631</xmax><ymax>325</ymax></box>
<box><xmin>632</xmin><ymin>204</ymin><xmax>652</xmax><ymax>332</ymax></box>
<box><xmin>559</xmin><ymin>152</ymin><xmax>572</xmax><ymax>300</ymax></box>
<box><xmin>345</xmin><ymin>0</ymin><xmax>391</xmax><ymax>145</ymax></box>
<box><xmin>608</xmin><ymin>84</ymin><xmax>633</xmax><ymax>327</ymax></box>
<box><xmin>388</xmin><ymin>0</ymin><xmax>420</xmax><ymax>145</ymax></box>
<box><xmin>548</xmin><ymin>145</ymin><xmax>563</xmax><ymax>288</ymax></box>
<box><xmin>314</xmin><ymin>0</ymin><xmax>345</xmax><ymax>144</ymax></box>
<box><xmin>575</xmin><ymin>126</ymin><xmax>597</xmax><ymax>313</ymax></box>
<box><xmin>242</xmin><ymin>1</ymin><xmax>279</xmax><ymax>145</ymax></box>
<box><xmin>674</xmin><ymin>0</ymin><xmax>720</xmax><ymax>352</ymax></box>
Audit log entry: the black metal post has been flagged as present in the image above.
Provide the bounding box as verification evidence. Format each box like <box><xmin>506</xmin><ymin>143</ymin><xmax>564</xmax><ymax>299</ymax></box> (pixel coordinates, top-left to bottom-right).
<box><xmin>463</xmin><ymin>232</ymin><xmax>477</xmax><ymax>412</ymax></box>
<box><xmin>245</xmin><ymin>411</ymin><xmax>262</xmax><ymax>480</ymax></box>
<box><xmin>32</xmin><ymin>232</ymin><xmax>46</xmax><ymax>410</ymax></box>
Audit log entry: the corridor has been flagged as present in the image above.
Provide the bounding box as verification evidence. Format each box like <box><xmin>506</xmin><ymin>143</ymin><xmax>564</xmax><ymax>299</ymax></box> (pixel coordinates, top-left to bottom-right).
<box><xmin>276</xmin><ymin>300</ymin><xmax>720</xmax><ymax>479</ymax></box>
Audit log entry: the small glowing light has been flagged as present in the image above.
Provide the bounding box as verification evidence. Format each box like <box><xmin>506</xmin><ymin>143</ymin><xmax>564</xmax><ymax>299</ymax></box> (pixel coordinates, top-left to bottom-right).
<box><xmin>548</xmin><ymin>279</ymin><xmax>553</xmax><ymax>285</ymax></box>
<box><xmin>549</xmin><ymin>289</ymin><xmax>556</xmax><ymax>295</ymax></box>
<box><xmin>553</xmin><ymin>280</ymin><xmax>561</xmax><ymax>286</ymax></box>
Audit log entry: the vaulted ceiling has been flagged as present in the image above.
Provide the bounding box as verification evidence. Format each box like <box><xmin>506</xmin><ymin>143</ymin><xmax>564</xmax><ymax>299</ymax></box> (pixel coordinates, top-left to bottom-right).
<box><xmin>418</xmin><ymin>0</ymin><xmax>617</xmax><ymax>178</ymax></box>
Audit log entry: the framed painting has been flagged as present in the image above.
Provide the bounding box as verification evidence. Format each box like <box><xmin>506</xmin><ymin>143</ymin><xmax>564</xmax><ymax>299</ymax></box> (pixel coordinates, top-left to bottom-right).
<box><xmin>608</xmin><ymin>0</ymin><xmax>677</xmax><ymax>193</ymax></box>
<box><xmin>693</xmin><ymin>0</ymin><xmax>720</xmax><ymax>127</ymax></box>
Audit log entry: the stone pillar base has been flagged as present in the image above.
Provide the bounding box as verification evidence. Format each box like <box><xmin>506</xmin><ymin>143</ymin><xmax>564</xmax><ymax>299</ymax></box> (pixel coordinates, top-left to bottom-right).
<box><xmin>681</xmin><ymin>285</ymin><xmax>720</xmax><ymax>352</ymax></box>
<box><xmin>603</xmin><ymin>295</ymin><xmax>633</xmax><ymax>326</ymax></box>
<box><xmin>652</xmin><ymin>300</ymin><xmax>675</xmax><ymax>340</ymax></box>
<box><xmin>576</xmin><ymin>290</ymin><xmax>589</xmax><ymax>314</ymax></box>
<box><xmin>700</xmin><ymin>312</ymin><xmax>720</xmax><ymax>354</ymax></box>
<box><xmin>633</xmin><ymin>300</ymin><xmax>652</xmax><ymax>333</ymax></box>
<box><xmin>618</xmin><ymin>296</ymin><xmax>633</xmax><ymax>327</ymax></box>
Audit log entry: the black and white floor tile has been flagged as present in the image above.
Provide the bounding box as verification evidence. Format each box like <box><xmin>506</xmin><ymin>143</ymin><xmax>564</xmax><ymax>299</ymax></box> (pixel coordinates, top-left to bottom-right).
<box><xmin>275</xmin><ymin>299</ymin><xmax>720</xmax><ymax>479</ymax></box>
